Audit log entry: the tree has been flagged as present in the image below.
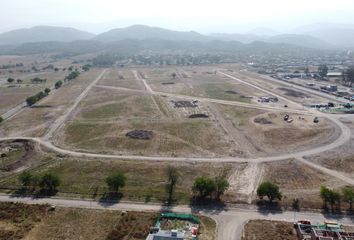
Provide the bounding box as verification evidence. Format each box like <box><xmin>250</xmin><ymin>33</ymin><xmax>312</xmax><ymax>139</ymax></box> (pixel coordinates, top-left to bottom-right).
<box><xmin>39</xmin><ymin>173</ymin><xmax>60</xmax><ymax>193</ymax></box>
<box><xmin>44</xmin><ymin>88</ymin><xmax>51</xmax><ymax>95</ymax></box>
<box><xmin>55</xmin><ymin>80</ymin><xmax>63</xmax><ymax>89</ymax></box>
<box><xmin>342</xmin><ymin>186</ymin><xmax>354</xmax><ymax>211</ymax></box>
<box><xmin>257</xmin><ymin>181</ymin><xmax>282</xmax><ymax>203</ymax></box>
<box><xmin>26</xmin><ymin>96</ymin><xmax>37</xmax><ymax>106</ymax></box>
<box><xmin>82</xmin><ymin>64</ymin><xmax>91</xmax><ymax>71</ymax></box>
<box><xmin>18</xmin><ymin>172</ymin><xmax>33</xmax><ymax>190</ymax></box>
<box><xmin>7</xmin><ymin>78</ymin><xmax>14</xmax><ymax>83</ymax></box>
<box><xmin>214</xmin><ymin>176</ymin><xmax>229</xmax><ymax>200</ymax></box>
<box><xmin>165</xmin><ymin>166</ymin><xmax>179</xmax><ymax>204</ymax></box>
<box><xmin>0</xmin><ymin>116</ymin><xmax>3</xmax><ymax>124</ymax></box>
<box><xmin>172</xmin><ymin>72</ymin><xmax>177</xmax><ymax>79</ymax></box>
<box><xmin>106</xmin><ymin>171</ymin><xmax>126</xmax><ymax>193</ymax></box>
<box><xmin>192</xmin><ymin>176</ymin><xmax>216</xmax><ymax>199</ymax></box>
<box><xmin>318</xmin><ymin>64</ymin><xmax>328</xmax><ymax>78</ymax></box>
<box><xmin>320</xmin><ymin>186</ymin><xmax>340</xmax><ymax>211</ymax></box>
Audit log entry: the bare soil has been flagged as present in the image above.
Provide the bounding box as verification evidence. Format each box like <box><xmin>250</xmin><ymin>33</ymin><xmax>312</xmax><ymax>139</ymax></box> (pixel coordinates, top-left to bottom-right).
<box><xmin>242</xmin><ymin>220</ymin><xmax>296</xmax><ymax>240</ymax></box>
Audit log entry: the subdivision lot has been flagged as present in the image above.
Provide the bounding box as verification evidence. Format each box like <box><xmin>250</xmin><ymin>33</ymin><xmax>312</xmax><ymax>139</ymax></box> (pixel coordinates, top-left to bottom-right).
<box><xmin>98</xmin><ymin>68</ymin><xmax>143</xmax><ymax>89</ymax></box>
<box><xmin>56</xmin><ymin>86</ymin><xmax>238</xmax><ymax>157</ymax></box>
<box><xmin>0</xmin><ymin>155</ymin><xmax>236</xmax><ymax>203</ymax></box>
<box><xmin>0</xmin><ymin>69</ymin><xmax>103</xmax><ymax>138</ymax></box>
<box><xmin>0</xmin><ymin>202</ymin><xmax>216</xmax><ymax>240</ymax></box>
<box><xmin>262</xmin><ymin>159</ymin><xmax>347</xmax><ymax>209</ymax></box>
<box><xmin>217</xmin><ymin>104</ymin><xmax>335</xmax><ymax>156</ymax></box>
<box><xmin>225</xmin><ymin>66</ymin><xmax>339</xmax><ymax>105</ymax></box>
<box><xmin>241</xmin><ymin>220</ymin><xmax>296</xmax><ymax>240</ymax></box>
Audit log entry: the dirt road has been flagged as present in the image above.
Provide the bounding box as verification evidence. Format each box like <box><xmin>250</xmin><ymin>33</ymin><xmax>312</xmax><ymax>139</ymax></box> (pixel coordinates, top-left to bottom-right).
<box><xmin>43</xmin><ymin>69</ymin><xmax>107</xmax><ymax>140</ymax></box>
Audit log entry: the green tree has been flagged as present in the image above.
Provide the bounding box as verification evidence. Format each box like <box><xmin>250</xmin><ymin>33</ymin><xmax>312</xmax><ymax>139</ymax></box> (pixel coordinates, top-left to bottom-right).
<box><xmin>192</xmin><ymin>176</ymin><xmax>216</xmax><ymax>199</ymax></box>
<box><xmin>320</xmin><ymin>186</ymin><xmax>340</xmax><ymax>211</ymax></box>
<box><xmin>318</xmin><ymin>64</ymin><xmax>328</xmax><ymax>78</ymax></box>
<box><xmin>82</xmin><ymin>64</ymin><xmax>91</xmax><ymax>71</ymax></box>
<box><xmin>0</xmin><ymin>116</ymin><xmax>3</xmax><ymax>124</ymax></box>
<box><xmin>172</xmin><ymin>72</ymin><xmax>177</xmax><ymax>79</ymax></box>
<box><xmin>44</xmin><ymin>88</ymin><xmax>51</xmax><ymax>95</ymax></box>
<box><xmin>55</xmin><ymin>80</ymin><xmax>63</xmax><ymax>89</ymax></box>
<box><xmin>342</xmin><ymin>186</ymin><xmax>354</xmax><ymax>211</ymax></box>
<box><xmin>106</xmin><ymin>171</ymin><xmax>126</xmax><ymax>193</ymax></box>
<box><xmin>26</xmin><ymin>96</ymin><xmax>37</xmax><ymax>106</ymax></box>
<box><xmin>39</xmin><ymin>173</ymin><xmax>60</xmax><ymax>193</ymax></box>
<box><xmin>18</xmin><ymin>172</ymin><xmax>33</xmax><ymax>190</ymax></box>
<box><xmin>214</xmin><ymin>176</ymin><xmax>229</xmax><ymax>200</ymax></box>
<box><xmin>257</xmin><ymin>181</ymin><xmax>282</xmax><ymax>203</ymax></box>
<box><xmin>165</xmin><ymin>166</ymin><xmax>180</xmax><ymax>204</ymax></box>
<box><xmin>7</xmin><ymin>78</ymin><xmax>14</xmax><ymax>83</ymax></box>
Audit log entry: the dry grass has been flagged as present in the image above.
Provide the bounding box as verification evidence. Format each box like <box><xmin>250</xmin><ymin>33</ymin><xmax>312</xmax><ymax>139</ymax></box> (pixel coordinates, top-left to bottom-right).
<box><xmin>262</xmin><ymin>160</ymin><xmax>347</xmax><ymax>209</ymax></box>
<box><xmin>0</xmin><ymin>158</ymin><xmax>234</xmax><ymax>203</ymax></box>
<box><xmin>242</xmin><ymin>220</ymin><xmax>296</xmax><ymax>240</ymax></box>
<box><xmin>0</xmin><ymin>202</ymin><xmax>48</xmax><ymax>240</ymax></box>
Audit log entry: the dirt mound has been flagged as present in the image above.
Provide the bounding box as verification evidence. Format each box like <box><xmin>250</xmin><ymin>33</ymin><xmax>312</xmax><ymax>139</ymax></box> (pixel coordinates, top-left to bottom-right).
<box><xmin>254</xmin><ymin>117</ymin><xmax>272</xmax><ymax>124</ymax></box>
<box><xmin>225</xmin><ymin>90</ymin><xmax>238</xmax><ymax>94</ymax></box>
<box><xmin>189</xmin><ymin>113</ymin><xmax>209</xmax><ymax>118</ymax></box>
<box><xmin>172</xmin><ymin>101</ymin><xmax>197</xmax><ymax>108</ymax></box>
<box><xmin>126</xmin><ymin>130</ymin><xmax>154</xmax><ymax>140</ymax></box>
<box><xmin>0</xmin><ymin>140</ymin><xmax>35</xmax><ymax>172</ymax></box>
<box><xmin>278</xmin><ymin>88</ymin><xmax>309</xmax><ymax>98</ymax></box>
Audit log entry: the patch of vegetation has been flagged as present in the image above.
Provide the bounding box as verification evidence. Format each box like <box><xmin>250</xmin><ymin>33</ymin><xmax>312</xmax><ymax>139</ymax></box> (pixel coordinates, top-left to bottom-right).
<box><xmin>0</xmin><ymin>202</ymin><xmax>48</xmax><ymax>240</ymax></box>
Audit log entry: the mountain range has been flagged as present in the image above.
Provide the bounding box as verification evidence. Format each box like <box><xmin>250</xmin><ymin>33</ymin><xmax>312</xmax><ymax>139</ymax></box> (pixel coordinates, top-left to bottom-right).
<box><xmin>0</xmin><ymin>24</ymin><xmax>353</xmax><ymax>51</ymax></box>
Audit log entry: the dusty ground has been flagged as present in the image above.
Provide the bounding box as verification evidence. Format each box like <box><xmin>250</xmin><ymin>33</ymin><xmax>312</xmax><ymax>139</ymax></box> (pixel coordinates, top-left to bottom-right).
<box><xmin>0</xmin><ymin>152</ymin><xmax>237</xmax><ymax>203</ymax></box>
<box><xmin>0</xmin><ymin>202</ymin><xmax>216</xmax><ymax>240</ymax></box>
<box><xmin>241</xmin><ymin>220</ymin><xmax>296</xmax><ymax>240</ymax></box>
<box><xmin>56</xmin><ymin>86</ymin><xmax>236</xmax><ymax>157</ymax></box>
<box><xmin>0</xmin><ymin>69</ymin><xmax>103</xmax><ymax>137</ymax></box>
<box><xmin>261</xmin><ymin>159</ymin><xmax>347</xmax><ymax>209</ymax></box>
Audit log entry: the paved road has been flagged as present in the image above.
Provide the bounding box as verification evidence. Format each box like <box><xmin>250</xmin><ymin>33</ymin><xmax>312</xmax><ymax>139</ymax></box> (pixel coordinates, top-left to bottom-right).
<box><xmin>1</xmin><ymin>195</ymin><xmax>353</xmax><ymax>240</ymax></box>
<box><xmin>43</xmin><ymin>69</ymin><xmax>107</xmax><ymax>140</ymax></box>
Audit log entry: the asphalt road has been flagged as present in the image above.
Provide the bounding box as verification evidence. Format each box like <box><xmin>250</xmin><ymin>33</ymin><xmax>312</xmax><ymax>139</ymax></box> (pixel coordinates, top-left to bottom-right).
<box><xmin>1</xmin><ymin>195</ymin><xmax>354</xmax><ymax>240</ymax></box>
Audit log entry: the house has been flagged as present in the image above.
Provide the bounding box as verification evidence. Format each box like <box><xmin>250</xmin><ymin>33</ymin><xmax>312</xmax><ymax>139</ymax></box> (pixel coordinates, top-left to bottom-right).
<box><xmin>327</xmin><ymin>72</ymin><xmax>342</xmax><ymax>78</ymax></box>
<box><xmin>146</xmin><ymin>229</ymin><xmax>186</xmax><ymax>240</ymax></box>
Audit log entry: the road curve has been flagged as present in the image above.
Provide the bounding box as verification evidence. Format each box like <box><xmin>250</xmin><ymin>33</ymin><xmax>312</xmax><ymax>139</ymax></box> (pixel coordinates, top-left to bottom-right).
<box><xmin>0</xmin><ymin>112</ymin><xmax>350</xmax><ymax>164</ymax></box>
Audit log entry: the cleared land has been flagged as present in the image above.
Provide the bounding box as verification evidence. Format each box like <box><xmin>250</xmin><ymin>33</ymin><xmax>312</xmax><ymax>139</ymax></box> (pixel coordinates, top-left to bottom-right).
<box><xmin>262</xmin><ymin>159</ymin><xmax>347</xmax><ymax>209</ymax></box>
<box><xmin>0</xmin><ymin>69</ymin><xmax>103</xmax><ymax>138</ymax></box>
<box><xmin>0</xmin><ymin>202</ymin><xmax>216</xmax><ymax>240</ymax></box>
<box><xmin>242</xmin><ymin>220</ymin><xmax>296</xmax><ymax>240</ymax></box>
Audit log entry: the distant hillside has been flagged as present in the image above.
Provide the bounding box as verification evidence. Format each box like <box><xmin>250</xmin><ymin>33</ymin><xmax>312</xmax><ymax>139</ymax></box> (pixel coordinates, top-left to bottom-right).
<box><xmin>210</xmin><ymin>33</ymin><xmax>265</xmax><ymax>44</ymax></box>
<box><xmin>267</xmin><ymin>34</ymin><xmax>333</xmax><ymax>49</ymax></box>
<box><xmin>292</xmin><ymin>23</ymin><xmax>354</xmax><ymax>48</ymax></box>
<box><xmin>94</xmin><ymin>25</ymin><xmax>210</xmax><ymax>42</ymax></box>
<box><xmin>0</xmin><ymin>26</ymin><xmax>95</xmax><ymax>45</ymax></box>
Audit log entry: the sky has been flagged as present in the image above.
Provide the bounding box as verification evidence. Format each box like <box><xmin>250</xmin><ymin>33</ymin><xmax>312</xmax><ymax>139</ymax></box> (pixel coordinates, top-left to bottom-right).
<box><xmin>1</xmin><ymin>0</ymin><xmax>354</xmax><ymax>34</ymax></box>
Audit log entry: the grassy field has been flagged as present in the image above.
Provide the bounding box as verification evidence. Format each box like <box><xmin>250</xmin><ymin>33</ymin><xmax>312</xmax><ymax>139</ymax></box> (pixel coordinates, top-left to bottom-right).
<box><xmin>0</xmin><ymin>69</ymin><xmax>103</xmax><ymax>137</ymax></box>
<box><xmin>242</xmin><ymin>220</ymin><xmax>296</xmax><ymax>240</ymax></box>
<box><xmin>262</xmin><ymin>160</ymin><xmax>347</xmax><ymax>209</ymax></box>
<box><xmin>63</xmin><ymin>119</ymin><xmax>233</xmax><ymax>157</ymax></box>
<box><xmin>0</xmin><ymin>202</ymin><xmax>216</xmax><ymax>240</ymax></box>
<box><xmin>0</xmin><ymin>158</ymin><xmax>234</xmax><ymax>203</ymax></box>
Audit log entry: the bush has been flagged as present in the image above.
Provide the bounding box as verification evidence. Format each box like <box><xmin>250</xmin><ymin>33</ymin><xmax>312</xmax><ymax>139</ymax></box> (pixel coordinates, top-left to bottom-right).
<box><xmin>192</xmin><ymin>176</ymin><xmax>216</xmax><ymax>199</ymax></box>
<box><xmin>55</xmin><ymin>80</ymin><xmax>63</xmax><ymax>89</ymax></box>
<box><xmin>257</xmin><ymin>181</ymin><xmax>282</xmax><ymax>203</ymax></box>
<box><xmin>106</xmin><ymin>171</ymin><xmax>126</xmax><ymax>193</ymax></box>
<box><xmin>39</xmin><ymin>173</ymin><xmax>60</xmax><ymax>193</ymax></box>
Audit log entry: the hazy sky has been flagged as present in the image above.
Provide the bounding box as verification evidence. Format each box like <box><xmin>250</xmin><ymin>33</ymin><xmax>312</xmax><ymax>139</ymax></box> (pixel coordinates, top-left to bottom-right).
<box><xmin>2</xmin><ymin>0</ymin><xmax>354</xmax><ymax>33</ymax></box>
